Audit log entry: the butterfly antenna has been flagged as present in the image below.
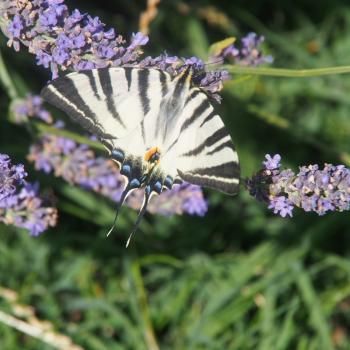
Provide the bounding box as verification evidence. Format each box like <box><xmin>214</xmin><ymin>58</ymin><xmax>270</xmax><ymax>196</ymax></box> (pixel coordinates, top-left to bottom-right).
<box><xmin>107</xmin><ymin>183</ymin><xmax>130</xmax><ymax>237</ymax></box>
<box><xmin>125</xmin><ymin>186</ymin><xmax>152</xmax><ymax>248</ymax></box>
<box><xmin>205</xmin><ymin>57</ymin><xmax>225</xmax><ymax>66</ymax></box>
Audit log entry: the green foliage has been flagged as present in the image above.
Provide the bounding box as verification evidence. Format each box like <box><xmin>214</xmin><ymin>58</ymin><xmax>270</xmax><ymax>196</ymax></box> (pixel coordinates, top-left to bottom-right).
<box><xmin>0</xmin><ymin>0</ymin><xmax>350</xmax><ymax>349</ymax></box>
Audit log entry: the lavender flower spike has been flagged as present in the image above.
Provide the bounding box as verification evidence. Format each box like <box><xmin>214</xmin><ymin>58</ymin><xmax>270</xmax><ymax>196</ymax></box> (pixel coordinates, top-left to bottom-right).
<box><xmin>246</xmin><ymin>154</ymin><xmax>350</xmax><ymax>217</ymax></box>
<box><xmin>263</xmin><ymin>154</ymin><xmax>281</xmax><ymax>170</ymax></box>
<box><xmin>0</xmin><ymin>154</ymin><xmax>27</xmax><ymax>200</ymax></box>
<box><xmin>0</xmin><ymin>1</ymin><xmax>271</xmax><ymax>101</ymax></box>
<box><xmin>28</xmin><ymin>134</ymin><xmax>208</xmax><ymax>216</ymax></box>
<box><xmin>213</xmin><ymin>32</ymin><xmax>273</xmax><ymax>67</ymax></box>
<box><xmin>12</xmin><ymin>94</ymin><xmax>53</xmax><ymax>124</ymax></box>
<box><xmin>0</xmin><ymin>153</ymin><xmax>57</xmax><ymax>235</ymax></box>
<box><xmin>0</xmin><ymin>0</ymin><xmax>148</xmax><ymax>78</ymax></box>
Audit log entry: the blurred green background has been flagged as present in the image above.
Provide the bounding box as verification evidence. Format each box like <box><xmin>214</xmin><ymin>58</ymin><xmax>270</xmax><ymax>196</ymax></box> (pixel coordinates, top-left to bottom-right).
<box><xmin>1</xmin><ymin>0</ymin><xmax>350</xmax><ymax>349</ymax></box>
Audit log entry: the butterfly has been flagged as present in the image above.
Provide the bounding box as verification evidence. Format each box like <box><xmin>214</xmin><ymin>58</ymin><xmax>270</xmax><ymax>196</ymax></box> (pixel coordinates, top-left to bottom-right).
<box><xmin>41</xmin><ymin>66</ymin><xmax>240</xmax><ymax>246</ymax></box>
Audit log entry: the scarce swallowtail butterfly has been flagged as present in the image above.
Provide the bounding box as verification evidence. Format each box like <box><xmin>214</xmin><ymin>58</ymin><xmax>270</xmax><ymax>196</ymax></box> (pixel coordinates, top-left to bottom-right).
<box><xmin>41</xmin><ymin>66</ymin><xmax>240</xmax><ymax>246</ymax></box>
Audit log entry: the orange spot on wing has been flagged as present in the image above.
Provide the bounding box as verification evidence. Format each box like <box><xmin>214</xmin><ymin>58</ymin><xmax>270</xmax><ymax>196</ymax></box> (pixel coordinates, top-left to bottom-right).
<box><xmin>144</xmin><ymin>146</ymin><xmax>161</xmax><ymax>162</ymax></box>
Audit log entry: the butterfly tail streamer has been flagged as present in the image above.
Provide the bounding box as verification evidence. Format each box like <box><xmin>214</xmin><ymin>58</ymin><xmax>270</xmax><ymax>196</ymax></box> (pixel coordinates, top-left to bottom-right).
<box><xmin>106</xmin><ymin>182</ymin><xmax>131</xmax><ymax>237</ymax></box>
<box><xmin>126</xmin><ymin>187</ymin><xmax>154</xmax><ymax>248</ymax></box>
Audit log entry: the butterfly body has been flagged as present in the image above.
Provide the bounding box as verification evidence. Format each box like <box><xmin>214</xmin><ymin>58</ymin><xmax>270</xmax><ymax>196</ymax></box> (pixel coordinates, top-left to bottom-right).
<box><xmin>41</xmin><ymin>66</ymin><xmax>240</xmax><ymax>244</ymax></box>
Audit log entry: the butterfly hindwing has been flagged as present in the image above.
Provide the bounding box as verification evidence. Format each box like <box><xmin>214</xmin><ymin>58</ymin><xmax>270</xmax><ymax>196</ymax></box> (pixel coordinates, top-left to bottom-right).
<box><xmin>160</xmin><ymin>86</ymin><xmax>240</xmax><ymax>195</ymax></box>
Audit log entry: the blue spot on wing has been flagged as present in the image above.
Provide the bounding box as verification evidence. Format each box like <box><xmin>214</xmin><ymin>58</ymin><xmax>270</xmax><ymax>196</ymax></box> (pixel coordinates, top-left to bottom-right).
<box><xmin>121</xmin><ymin>164</ymin><xmax>131</xmax><ymax>177</ymax></box>
<box><xmin>112</xmin><ymin>149</ymin><xmax>124</xmax><ymax>162</ymax></box>
<box><xmin>130</xmin><ymin>178</ymin><xmax>141</xmax><ymax>188</ymax></box>
<box><xmin>164</xmin><ymin>175</ymin><xmax>173</xmax><ymax>189</ymax></box>
<box><xmin>154</xmin><ymin>181</ymin><xmax>162</xmax><ymax>194</ymax></box>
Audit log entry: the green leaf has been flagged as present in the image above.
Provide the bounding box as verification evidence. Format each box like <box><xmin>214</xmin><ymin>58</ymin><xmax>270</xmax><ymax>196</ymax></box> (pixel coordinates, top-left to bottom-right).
<box><xmin>209</xmin><ymin>37</ymin><xmax>236</xmax><ymax>57</ymax></box>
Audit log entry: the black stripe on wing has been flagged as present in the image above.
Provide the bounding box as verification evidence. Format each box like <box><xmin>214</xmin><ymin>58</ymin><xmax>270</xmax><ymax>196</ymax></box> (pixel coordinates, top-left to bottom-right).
<box><xmin>199</xmin><ymin>110</ymin><xmax>216</xmax><ymax>128</ymax></box>
<box><xmin>189</xmin><ymin>162</ymin><xmax>240</xmax><ymax>178</ymax></box>
<box><xmin>180</xmin><ymin>95</ymin><xmax>211</xmax><ymax>133</ymax></box>
<box><xmin>80</xmin><ymin>70</ymin><xmax>100</xmax><ymax>100</ymax></box>
<box><xmin>141</xmin><ymin>120</ymin><xmax>146</xmax><ymax>144</ymax></box>
<box><xmin>206</xmin><ymin>140</ymin><xmax>234</xmax><ymax>156</ymax></box>
<box><xmin>159</xmin><ymin>70</ymin><xmax>169</xmax><ymax>97</ymax></box>
<box><xmin>138</xmin><ymin>69</ymin><xmax>150</xmax><ymax>115</ymax></box>
<box><xmin>125</xmin><ymin>68</ymin><xmax>132</xmax><ymax>91</ymax></box>
<box><xmin>173</xmin><ymin>66</ymin><xmax>192</xmax><ymax>100</ymax></box>
<box><xmin>163</xmin><ymin>93</ymin><xmax>212</xmax><ymax>153</ymax></box>
<box><xmin>178</xmin><ymin>162</ymin><xmax>240</xmax><ymax>195</ymax></box>
<box><xmin>97</xmin><ymin>68</ymin><xmax>126</xmax><ymax>128</ymax></box>
<box><xmin>184</xmin><ymin>89</ymin><xmax>201</xmax><ymax>106</ymax></box>
<box><xmin>41</xmin><ymin>77</ymin><xmax>115</xmax><ymax>140</ymax></box>
<box><xmin>180</xmin><ymin>127</ymin><xmax>230</xmax><ymax>157</ymax></box>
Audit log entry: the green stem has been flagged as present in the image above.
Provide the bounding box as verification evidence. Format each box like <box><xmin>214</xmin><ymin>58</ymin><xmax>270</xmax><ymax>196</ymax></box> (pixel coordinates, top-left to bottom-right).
<box><xmin>293</xmin><ymin>262</ymin><xmax>334</xmax><ymax>350</ymax></box>
<box><xmin>0</xmin><ymin>50</ymin><xmax>19</xmax><ymax>99</ymax></box>
<box><xmin>34</xmin><ymin>122</ymin><xmax>105</xmax><ymax>152</ymax></box>
<box><xmin>247</xmin><ymin>104</ymin><xmax>350</xmax><ymax>167</ymax></box>
<box><xmin>131</xmin><ymin>260</ymin><xmax>160</xmax><ymax>350</ymax></box>
<box><xmin>223</xmin><ymin>65</ymin><xmax>350</xmax><ymax>78</ymax></box>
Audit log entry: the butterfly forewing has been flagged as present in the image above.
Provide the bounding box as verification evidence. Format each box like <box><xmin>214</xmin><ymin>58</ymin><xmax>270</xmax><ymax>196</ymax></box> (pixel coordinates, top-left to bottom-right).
<box><xmin>41</xmin><ymin>67</ymin><xmax>171</xmax><ymax>146</ymax></box>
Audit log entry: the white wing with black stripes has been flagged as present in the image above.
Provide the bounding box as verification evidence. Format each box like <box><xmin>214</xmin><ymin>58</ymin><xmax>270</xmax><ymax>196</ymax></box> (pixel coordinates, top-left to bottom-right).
<box><xmin>41</xmin><ymin>67</ymin><xmax>170</xmax><ymax>143</ymax></box>
<box><xmin>160</xmin><ymin>86</ymin><xmax>240</xmax><ymax>195</ymax></box>
<box><xmin>41</xmin><ymin>66</ymin><xmax>240</xmax><ymax>246</ymax></box>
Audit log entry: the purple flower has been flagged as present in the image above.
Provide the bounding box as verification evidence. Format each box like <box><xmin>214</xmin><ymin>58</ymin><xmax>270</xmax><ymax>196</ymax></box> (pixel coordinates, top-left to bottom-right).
<box><xmin>268</xmin><ymin>196</ymin><xmax>294</xmax><ymax>217</ymax></box>
<box><xmin>28</xmin><ymin>134</ymin><xmax>207</xmax><ymax>216</ymax></box>
<box><xmin>74</xmin><ymin>60</ymin><xmax>96</xmax><ymax>71</ymax></box>
<box><xmin>0</xmin><ymin>154</ymin><xmax>27</xmax><ymax>200</ymax></box>
<box><xmin>0</xmin><ymin>154</ymin><xmax>57</xmax><ymax>235</ymax></box>
<box><xmin>7</xmin><ymin>14</ymin><xmax>23</xmax><ymax>38</ymax></box>
<box><xmin>126</xmin><ymin>183</ymin><xmax>208</xmax><ymax>216</ymax></box>
<box><xmin>182</xmin><ymin>185</ymin><xmax>208</xmax><ymax>216</ymax></box>
<box><xmin>1</xmin><ymin>1</ymin><xmax>149</xmax><ymax>78</ymax></box>
<box><xmin>72</xmin><ymin>33</ymin><xmax>85</xmax><ymax>48</ymax></box>
<box><xmin>213</xmin><ymin>32</ymin><xmax>273</xmax><ymax>67</ymax></box>
<box><xmin>52</xmin><ymin>47</ymin><xmax>69</xmax><ymax>64</ymax></box>
<box><xmin>198</xmin><ymin>70</ymin><xmax>230</xmax><ymax>102</ymax></box>
<box><xmin>222</xmin><ymin>45</ymin><xmax>239</xmax><ymax>59</ymax></box>
<box><xmin>246</xmin><ymin>154</ymin><xmax>350</xmax><ymax>217</ymax></box>
<box><xmin>239</xmin><ymin>33</ymin><xmax>274</xmax><ymax>66</ymax></box>
<box><xmin>56</xmin><ymin>33</ymin><xmax>73</xmax><ymax>49</ymax></box>
<box><xmin>263</xmin><ymin>154</ymin><xmax>281</xmax><ymax>170</ymax></box>
<box><xmin>128</xmin><ymin>32</ymin><xmax>149</xmax><ymax>49</ymax></box>
<box><xmin>139</xmin><ymin>53</ymin><xmax>179</xmax><ymax>73</ymax></box>
<box><xmin>0</xmin><ymin>1</ymin><xmax>272</xmax><ymax>101</ymax></box>
<box><xmin>139</xmin><ymin>53</ymin><xmax>230</xmax><ymax>101</ymax></box>
<box><xmin>36</xmin><ymin>50</ymin><xmax>52</xmax><ymax>69</ymax></box>
<box><xmin>12</xmin><ymin>94</ymin><xmax>53</xmax><ymax>124</ymax></box>
<box><xmin>27</xmin><ymin>133</ymin><xmax>129</xmax><ymax>202</ymax></box>
<box><xmin>96</xmin><ymin>42</ymin><xmax>115</xmax><ymax>59</ymax></box>
<box><xmin>85</xmin><ymin>15</ymin><xmax>103</xmax><ymax>34</ymax></box>
<box><xmin>104</xmin><ymin>28</ymin><xmax>115</xmax><ymax>40</ymax></box>
<box><xmin>183</xmin><ymin>56</ymin><xmax>205</xmax><ymax>70</ymax></box>
<box><xmin>40</xmin><ymin>8</ymin><xmax>59</xmax><ymax>27</ymax></box>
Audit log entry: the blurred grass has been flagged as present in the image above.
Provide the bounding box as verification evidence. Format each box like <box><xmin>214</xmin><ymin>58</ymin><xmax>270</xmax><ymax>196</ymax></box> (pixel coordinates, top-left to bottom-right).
<box><xmin>0</xmin><ymin>0</ymin><xmax>350</xmax><ymax>349</ymax></box>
